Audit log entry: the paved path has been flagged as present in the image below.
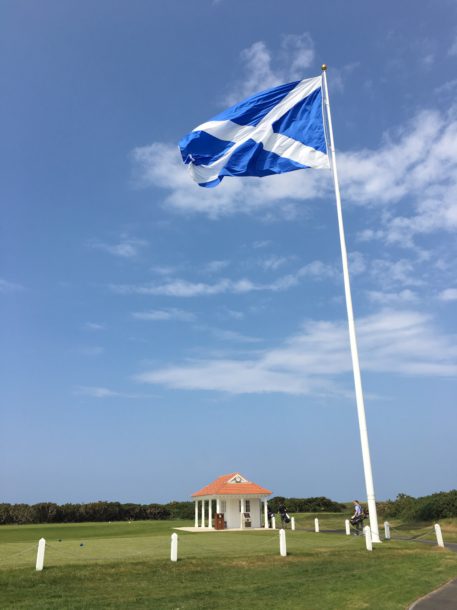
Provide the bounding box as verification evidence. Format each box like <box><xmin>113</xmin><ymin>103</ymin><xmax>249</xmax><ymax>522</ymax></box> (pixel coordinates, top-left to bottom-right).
<box><xmin>407</xmin><ymin>541</ymin><xmax>457</xmax><ymax>609</ymax></box>
<box><xmin>409</xmin><ymin>578</ymin><xmax>457</xmax><ymax>609</ymax></box>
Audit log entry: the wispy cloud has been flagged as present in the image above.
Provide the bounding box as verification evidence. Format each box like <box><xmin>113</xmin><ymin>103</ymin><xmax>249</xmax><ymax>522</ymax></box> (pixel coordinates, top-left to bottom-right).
<box><xmin>83</xmin><ymin>322</ymin><xmax>106</xmax><ymax>331</ymax></box>
<box><xmin>87</xmin><ymin>236</ymin><xmax>148</xmax><ymax>258</ymax></box>
<box><xmin>75</xmin><ymin>346</ymin><xmax>104</xmax><ymax>357</ymax></box>
<box><xmin>134</xmin><ymin>310</ymin><xmax>457</xmax><ymax>395</ymax></box>
<box><xmin>224</xmin><ymin>33</ymin><xmax>315</xmax><ymax>105</ymax></box>
<box><xmin>74</xmin><ymin>386</ymin><xmax>152</xmax><ymax>399</ymax></box>
<box><xmin>202</xmin><ymin>326</ymin><xmax>261</xmax><ymax>344</ymax></box>
<box><xmin>204</xmin><ymin>260</ymin><xmax>230</xmax><ymax>273</ymax></box>
<box><xmin>110</xmin><ymin>260</ymin><xmax>335</xmax><ymax>298</ymax></box>
<box><xmin>132</xmin><ymin>308</ymin><xmax>196</xmax><ymax>322</ymax></box>
<box><xmin>366</xmin><ymin>289</ymin><xmax>418</xmax><ymax>305</ymax></box>
<box><xmin>438</xmin><ymin>288</ymin><xmax>457</xmax><ymax>302</ymax></box>
<box><xmin>0</xmin><ymin>278</ymin><xmax>25</xmax><ymax>293</ymax></box>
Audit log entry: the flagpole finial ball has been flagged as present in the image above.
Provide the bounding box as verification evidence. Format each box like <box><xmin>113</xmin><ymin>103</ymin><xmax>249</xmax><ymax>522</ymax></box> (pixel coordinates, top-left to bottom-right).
<box><xmin>321</xmin><ymin>64</ymin><xmax>327</xmax><ymax>71</ymax></box>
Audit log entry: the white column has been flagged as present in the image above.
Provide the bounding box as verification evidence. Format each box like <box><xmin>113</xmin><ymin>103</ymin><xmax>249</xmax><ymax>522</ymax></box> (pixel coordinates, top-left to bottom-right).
<box><xmin>171</xmin><ymin>533</ymin><xmax>178</xmax><ymax>562</ymax></box>
<box><xmin>364</xmin><ymin>525</ymin><xmax>373</xmax><ymax>551</ymax></box>
<box><xmin>201</xmin><ymin>499</ymin><xmax>205</xmax><ymax>528</ymax></box>
<box><xmin>272</xmin><ymin>516</ymin><xmax>276</xmax><ymax>529</ymax></box>
<box><xmin>208</xmin><ymin>498</ymin><xmax>213</xmax><ymax>528</ymax></box>
<box><xmin>435</xmin><ymin>523</ymin><xmax>444</xmax><ymax>547</ymax></box>
<box><xmin>36</xmin><ymin>538</ymin><xmax>46</xmax><ymax>571</ymax></box>
<box><xmin>279</xmin><ymin>529</ymin><xmax>287</xmax><ymax>557</ymax></box>
<box><xmin>240</xmin><ymin>498</ymin><xmax>245</xmax><ymax>528</ymax></box>
<box><xmin>384</xmin><ymin>521</ymin><xmax>390</xmax><ymax>540</ymax></box>
<box><xmin>322</xmin><ymin>66</ymin><xmax>381</xmax><ymax>543</ymax></box>
<box><xmin>263</xmin><ymin>499</ymin><xmax>268</xmax><ymax>529</ymax></box>
<box><xmin>216</xmin><ymin>498</ymin><xmax>221</xmax><ymax>513</ymax></box>
<box><xmin>194</xmin><ymin>501</ymin><xmax>199</xmax><ymax>528</ymax></box>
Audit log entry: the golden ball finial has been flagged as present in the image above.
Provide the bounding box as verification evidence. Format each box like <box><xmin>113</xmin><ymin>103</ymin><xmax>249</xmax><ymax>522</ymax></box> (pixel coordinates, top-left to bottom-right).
<box><xmin>321</xmin><ymin>64</ymin><xmax>327</xmax><ymax>71</ymax></box>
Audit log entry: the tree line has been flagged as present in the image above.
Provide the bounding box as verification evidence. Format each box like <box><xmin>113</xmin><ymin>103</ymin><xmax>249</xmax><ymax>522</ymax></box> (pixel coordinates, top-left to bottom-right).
<box><xmin>381</xmin><ymin>490</ymin><xmax>457</xmax><ymax>521</ymax></box>
<box><xmin>1</xmin><ymin>491</ymin><xmax>454</xmax><ymax>525</ymax></box>
<box><xmin>0</xmin><ymin>501</ymin><xmax>195</xmax><ymax>525</ymax></box>
<box><xmin>0</xmin><ymin>496</ymin><xmax>343</xmax><ymax>525</ymax></box>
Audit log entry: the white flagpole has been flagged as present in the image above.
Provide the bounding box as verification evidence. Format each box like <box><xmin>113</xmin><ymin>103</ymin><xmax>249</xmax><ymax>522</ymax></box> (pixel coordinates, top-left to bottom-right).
<box><xmin>321</xmin><ymin>64</ymin><xmax>381</xmax><ymax>543</ymax></box>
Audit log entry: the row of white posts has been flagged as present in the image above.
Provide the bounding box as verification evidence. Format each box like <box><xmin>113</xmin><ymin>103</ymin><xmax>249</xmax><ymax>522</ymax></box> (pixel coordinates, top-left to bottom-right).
<box><xmin>34</xmin><ymin>522</ymin><xmax>446</xmax><ymax>569</ymax></box>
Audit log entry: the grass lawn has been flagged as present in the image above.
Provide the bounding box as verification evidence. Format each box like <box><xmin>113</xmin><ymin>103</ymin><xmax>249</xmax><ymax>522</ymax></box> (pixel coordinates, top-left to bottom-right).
<box><xmin>1</xmin><ymin>516</ymin><xmax>456</xmax><ymax>609</ymax></box>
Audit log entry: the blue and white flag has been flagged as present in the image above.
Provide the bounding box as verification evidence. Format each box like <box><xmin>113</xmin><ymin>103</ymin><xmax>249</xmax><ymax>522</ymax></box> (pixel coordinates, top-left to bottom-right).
<box><xmin>179</xmin><ymin>76</ymin><xmax>329</xmax><ymax>188</ymax></box>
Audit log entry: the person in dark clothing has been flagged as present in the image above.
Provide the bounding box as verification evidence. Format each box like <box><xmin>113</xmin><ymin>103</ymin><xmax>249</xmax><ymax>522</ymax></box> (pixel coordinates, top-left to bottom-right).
<box><xmin>350</xmin><ymin>500</ymin><xmax>364</xmax><ymax>535</ymax></box>
<box><xmin>278</xmin><ymin>503</ymin><xmax>290</xmax><ymax>527</ymax></box>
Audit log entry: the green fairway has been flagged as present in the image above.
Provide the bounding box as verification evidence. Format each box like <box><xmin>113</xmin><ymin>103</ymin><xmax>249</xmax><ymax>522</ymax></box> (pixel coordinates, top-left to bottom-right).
<box><xmin>1</xmin><ymin>517</ymin><xmax>456</xmax><ymax>609</ymax></box>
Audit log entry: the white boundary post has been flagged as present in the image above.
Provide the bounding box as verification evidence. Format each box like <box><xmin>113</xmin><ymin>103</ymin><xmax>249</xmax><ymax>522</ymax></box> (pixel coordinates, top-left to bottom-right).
<box><xmin>291</xmin><ymin>517</ymin><xmax>295</xmax><ymax>531</ymax></box>
<box><xmin>272</xmin><ymin>516</ymin><xmax>276</xmax><ymax>530</ymax></box>
<box><xmin>384</xmin><ymin>521</ymin><xmax>391</xmax><ymax>540</ymax></box>
<box><xmin>171</xmin><ymin>533</ymin><xmax>178</xmax><ymax>562</ymax></box>
<box><xmin>279</xmin><ymin>529</ymin><xmax>287</xmax><ymax>557</ymax></box>
<box><xmin>322</xmin><ymin>65</ymin><xmax>381</xmax><ymax>543</ymax></box>
<box><xmin>36</xmin><ymin>538</ymin><xmax>46</xmax><ymax>571</ymax></box>
<box><xmin>345</xmin><ymin>519</ymin><xmax>351</xmax><ymax>535</ymax></box>
<box><xmin>435</xmin><ymin>523</ymin><xmax>444</xmax><ymax>548</ymax></box>
<box><xmin>314</xmin><ymin>518</ymin><xmax>319</xmax><ymax>533</ymax></box>
<box><xmin>364</xmin><ymin>526</ymin><xmax>373</xmax><ymax>551</ymax></box>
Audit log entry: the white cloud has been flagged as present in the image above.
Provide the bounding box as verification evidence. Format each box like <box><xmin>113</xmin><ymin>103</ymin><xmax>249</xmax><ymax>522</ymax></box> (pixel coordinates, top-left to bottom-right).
<box><xmin>88</xmin><ymin>236</ymin><xmax>148</xmax><ymax>258</ymax></box>
<box><xmin>448</xmin><ymin>36</ymin><xmax>457</xmax><ymax>56</ymax></box>
<box><xmin>438</xmin><ymin>288</ymin><xmax>457</xmax><ymax>302</ymax></box>
<box><xmin>83</xmin><ymin>322</ymin><xmax>106</xmax><ymax>331</ymax></box>
<box><xmin>0</xmin><ymin>278</ymin><xmax>25</xmax><ymax>293</ymax></box>
<box><xmin>259</xmin><ymin>255</ymin><xmax>291</xmax><ymax>271</ymax></box>
<box><xmin>134</xmin><ymin>310</ymin><xmax>457</xmax><ymax>395</ymax></box>
<box><xmin>225</xmin><ymin>34</ymin><xmax>315</xmax><ymax>105</ymax></box>
<box><xmin>366</xmin><ymin>289</ymin><xmax>418</xmax><ymax>305</ymax></box>
<box><xmin>370</xmin><ymin>258</ymin><xmax>424</xmax><ymax>289</ymax></box>
<box><xmin>205</xmin><ymin>327</ymin><xmax>261</xmax><ymax>344</ymax></box>
<box><xmin>132</xmin><ymin>308</ymin><xmax>196</xmax><ymax>322</ymax></box>
<box><xmin>74</xmin><ymin>386</ymin><xmax>152</xmax><ymax>399</ymax></box>
<box><xmin>110</xmin><ymin>261</ymin><xmax>334</xmax><ymax>298</ymax></box>
<box><xmin>75</xmin><ymin>386</ymin><xmax>120</xmax><ymax>398</ymax></box>
<box><xmin>204</xmin><ymin>260</ymin><xmax>230</xmax><ymax>273</ymax></box>
<box><xmin>75</xmin><ymin>346</ymin><xmax>104</xmax><ymax>357</ymax></box>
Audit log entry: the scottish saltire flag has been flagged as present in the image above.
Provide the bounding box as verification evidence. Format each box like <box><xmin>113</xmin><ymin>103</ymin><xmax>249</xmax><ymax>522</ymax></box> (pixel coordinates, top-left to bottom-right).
<box><xmin>179</xmin><ymin>76</ymin><xmax>329</xmax><ymax>188</ymax></box>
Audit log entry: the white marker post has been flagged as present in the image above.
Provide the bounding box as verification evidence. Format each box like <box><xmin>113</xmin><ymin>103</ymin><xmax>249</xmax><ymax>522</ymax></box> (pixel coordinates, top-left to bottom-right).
<box><xmin>435</xmin><ymin>524</ymin><xmax>444</xmax><ymax>548</ymax></box>
<box><xmin>272</xmin><ymin>516</ymin><xmax>276</xmax><ymax>530</ymax></box>
<box><xmin>291</xmin><ymin>517</ymin><xmax>295</xmax><ymax>531</ymax></box>
<box><xmin>314</xmin><ymin>518</ymin><xmax>319</xmax><ymax>533</ymax></box>
<box><xmin>364</xmin><ymin>526</ymin><xmax>373</xmax><ymax>551</ymax></box>
<box><xmin>384</xmin><ymin>521</ymin><xmax>391</xmax><ymax>540</ymax></box>
<box><xmin>322</xmin><ymin>65</ymin><xmax>381</xmax><ymax>543</ymax></box>
<box><xmin>345</xmin><ymin>520</ymin><xmax>351</xmax><ymax>536</ymax></box>
<box><xmin>36</xmin><ymin>538</ymin><xmax>46</xmax><ymax>571</ymax></box>
<box><xmin>171</xmin><ymin>533</ymin><xmax>178</xmax><ymax>562</ymax></box>
<box><xmin>279</xmin><ymin>529</ymin><xmax>287</xmax><ymax>557</ymax></box>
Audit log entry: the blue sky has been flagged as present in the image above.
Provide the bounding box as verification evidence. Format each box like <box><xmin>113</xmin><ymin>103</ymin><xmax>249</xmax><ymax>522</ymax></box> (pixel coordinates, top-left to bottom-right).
<box><xmin>1</xmin><ymin>0</ymin><xmax>456</xmax><ymax>505</ymax></box>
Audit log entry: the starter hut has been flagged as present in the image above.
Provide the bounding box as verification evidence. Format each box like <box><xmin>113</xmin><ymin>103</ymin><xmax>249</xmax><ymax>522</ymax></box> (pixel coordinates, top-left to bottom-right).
<box><xmin>192</xmin><ymin>472</ymin><xmax>272</xmax><ymax>529</ymax></box>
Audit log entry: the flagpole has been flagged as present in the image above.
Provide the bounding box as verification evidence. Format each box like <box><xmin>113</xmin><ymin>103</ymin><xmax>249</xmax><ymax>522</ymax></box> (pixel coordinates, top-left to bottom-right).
<box><xmin>321</xmin><ymin>64</ymin><xmax>381</xmax><ymax>543</ymax></box>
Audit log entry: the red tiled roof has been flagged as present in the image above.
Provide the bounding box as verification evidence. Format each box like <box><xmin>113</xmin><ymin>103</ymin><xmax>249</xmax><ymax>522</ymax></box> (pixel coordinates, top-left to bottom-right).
<box><xmin>192</xmin><ymin>473</ymin><xmax>272</xmax><ymax>497</ymax></box>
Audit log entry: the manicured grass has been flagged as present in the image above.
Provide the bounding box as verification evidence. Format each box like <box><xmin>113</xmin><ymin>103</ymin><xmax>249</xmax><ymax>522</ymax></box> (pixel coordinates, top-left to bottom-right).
<box><xmin>1</xmin><ymin>517</ymin><xmax>456</xmax><ymax>609</ymax></box>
